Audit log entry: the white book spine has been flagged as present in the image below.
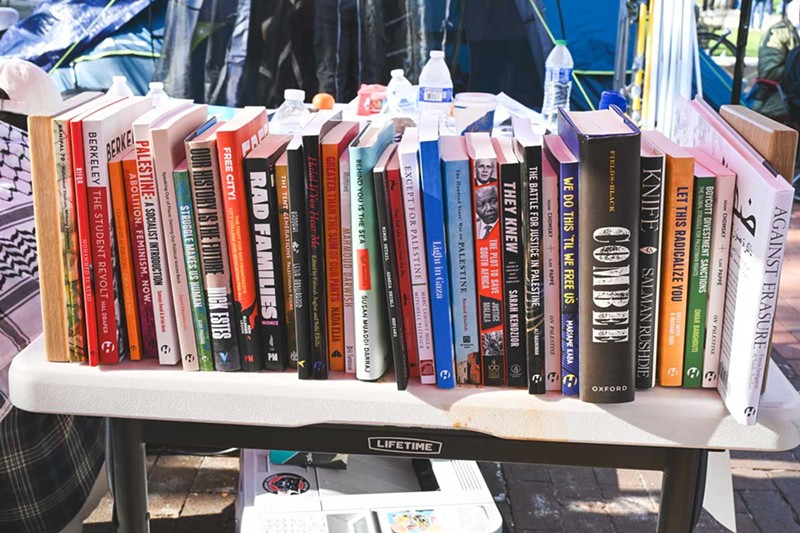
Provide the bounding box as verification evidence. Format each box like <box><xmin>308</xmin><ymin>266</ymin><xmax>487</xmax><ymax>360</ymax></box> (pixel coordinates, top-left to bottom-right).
<box><xmin>542</xmin><ymin>171</ymin><xmax>561</xmax><ymax>391</ymax></box>
<box><xmin>134</xmin><ymin>124</ymin><xmax>181</xmax><ymax>365</ymax></box>
<box><xmin>398</xmin><ymin>140</ymin><xmax>436</xmax><ymax>384</ymax></box>
<box><xmin>340</xmin><ymin>151</ymin><xmax>356</xmax><ymax>374</ymax></box>
<box><xmin>702</xmin><ymin>175</ymin><xmax>734</xmax><ymax>388</ymax></box>
<box><xmin>151</xmin><ymin>131</ymin><xmax>200</xmax><ymax>371</ymax></box>
<box><xmin>718</xmin><ymin>190</ymin><xmax>792</xmax><ymax>424</ymax></box>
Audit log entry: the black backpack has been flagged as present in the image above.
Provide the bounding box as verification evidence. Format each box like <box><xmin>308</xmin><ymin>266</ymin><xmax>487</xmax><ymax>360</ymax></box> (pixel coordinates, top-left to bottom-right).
<box><xmin>780</xmin><ymin>45</ymin><xmax>800</xmax><ymax>123</ymax></box>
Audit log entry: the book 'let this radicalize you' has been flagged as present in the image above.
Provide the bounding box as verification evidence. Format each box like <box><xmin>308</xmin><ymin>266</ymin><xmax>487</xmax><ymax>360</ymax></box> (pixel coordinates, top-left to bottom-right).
<box><xmin>29</xmin><ymin>92</ymin><xmax>793</xmax><ymax>425</ymax></box>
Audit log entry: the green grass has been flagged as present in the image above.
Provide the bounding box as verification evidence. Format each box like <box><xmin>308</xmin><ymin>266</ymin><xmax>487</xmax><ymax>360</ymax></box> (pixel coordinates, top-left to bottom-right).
<box><xmin>728</xmin><ymin>28</ymin><xmax>764</xmax><ymax>57</ymax></box>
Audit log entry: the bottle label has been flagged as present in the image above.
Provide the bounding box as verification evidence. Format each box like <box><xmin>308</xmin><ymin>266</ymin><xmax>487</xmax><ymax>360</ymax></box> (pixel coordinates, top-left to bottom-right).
<box><xmin>546</xmin><ymin>67</ymin><xmax>572</xmax><ymax>84</ymax></box>
<box><xmin>419</xmin><ymin>87</ymin><xmax>453</xmax><ymax>104</ymax></box>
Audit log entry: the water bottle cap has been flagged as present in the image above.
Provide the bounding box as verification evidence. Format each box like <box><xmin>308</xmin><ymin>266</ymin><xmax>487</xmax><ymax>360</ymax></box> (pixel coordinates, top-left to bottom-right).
<box><xmin>430</xmin><ymin>50</ymin><xmax>445</xmax><ymax>59</ymax></box>
<box><xmin>555</xmin><ymin>39</ymin><xmax>567</xmax><ymax>46</ymax></box>
<box><xmin>391</xmin><ymin>69</ymin><xmax>404</xmax><ymax>78</ymax></box>
<box><xmin>112</xmin><ymin>76</ymin><xmax>127</xmax><ymax>83</ymax></box>
<box><xmin>599</xmin><ymin>91</ymin><xmax>627</xmax><ymax>112</ymax></box>
<box><xmin>149</xmin><ymin>82</ymin><xmax>164</xmax><ymax>90</ymax></box>
<box><xmin>284</xmin><ymin>89</ymin><xmax>305</xmax><ymax>101</ymax></box>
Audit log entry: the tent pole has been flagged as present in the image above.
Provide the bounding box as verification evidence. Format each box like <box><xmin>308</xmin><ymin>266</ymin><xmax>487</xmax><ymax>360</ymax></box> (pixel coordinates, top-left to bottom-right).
<box><xmin>732</xmin><ymin>0</ymin><xmax>753</xmax><ymax>104</ymax></box>
<box><xmin>613</xmin><ymin>0</ymin><xmax>631</xmax><ymax>92</ymax></box>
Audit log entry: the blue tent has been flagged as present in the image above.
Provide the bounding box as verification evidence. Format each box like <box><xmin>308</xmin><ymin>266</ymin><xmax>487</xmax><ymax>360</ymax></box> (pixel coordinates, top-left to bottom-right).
<box><xmin>538</xmin><ymin>0</ymin><xmax>733</xmax><ymax>111</ymax></box>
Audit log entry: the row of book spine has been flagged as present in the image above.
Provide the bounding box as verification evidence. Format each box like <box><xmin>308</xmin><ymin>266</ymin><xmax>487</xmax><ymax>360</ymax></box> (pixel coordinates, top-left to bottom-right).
<box><xmin>30</xmin><ymin>93</ymin><xmax>792</xmax><ymax>424</ymax></box>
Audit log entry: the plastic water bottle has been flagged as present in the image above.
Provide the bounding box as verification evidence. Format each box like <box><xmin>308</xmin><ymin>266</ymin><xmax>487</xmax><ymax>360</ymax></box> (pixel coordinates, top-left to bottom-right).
<box><xmin>106</xmin><ymin>75</ymin><xmax>134</xmax><ymax>97</ymax></box>
<box><xmin>541</xmin><ymin>40</ymin><xmax>574</xmax><ymax>132</ymax></box>
<box><xmin>386</xmin><ymin>69</ymin><xmax>415</xmax><ymax>116</ymax></box>
<box><xmin>270</xmin><ymin>89</ymin><xmax>310</xmax><ymax>134</ymax></box>
<box><xmin>146</xmin><ymin>82</ymin><xmax>169</xmax><ymax>107</ymax></box>
<box><xmin>418</xmin><ymin>50</ymin><xmax>453</xmax><ymax>118</ymax></box>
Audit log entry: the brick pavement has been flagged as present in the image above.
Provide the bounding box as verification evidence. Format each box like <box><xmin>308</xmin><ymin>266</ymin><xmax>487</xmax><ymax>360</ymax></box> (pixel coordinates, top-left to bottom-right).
<box><xmin>84</xmin><ymin>208</ymin><xmax>800</xmax><ymax>531</ymax></box>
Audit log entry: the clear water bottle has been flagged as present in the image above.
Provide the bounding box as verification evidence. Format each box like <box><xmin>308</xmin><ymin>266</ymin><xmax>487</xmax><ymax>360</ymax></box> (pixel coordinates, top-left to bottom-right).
<box><xmin>146</xmin><ymin>82</ymin><xmax>169</xmax><ymax>107</ymax></box>
<box><xmin>386</xmin><ymin>69</ymin><xmax>415</xmax><ymax>116</ymax></box>
<box><xmin>270</xmin><ymin>89</ymin><xmax>310</xmax><ymax>134</ymax></box>
<box><xmin>418</xmin><ymin>50</ymin><xmax>453</xmax><ymax>118</ymax></box>
<box><xmin>106</xmin><ymin>75</ymin><xmax>134</xmax><ymax>97</ymax></box>
<box><xmin>542</xmin><ymin>40</ymin><xmax>574</xmax><ymax>132</ymax></box>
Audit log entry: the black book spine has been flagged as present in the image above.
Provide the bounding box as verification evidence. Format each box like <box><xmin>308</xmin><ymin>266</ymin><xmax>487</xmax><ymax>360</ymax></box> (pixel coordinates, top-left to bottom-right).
<box><xmin>303</xmin><ymin>135</ymin><xmax>328</xmax><ymax>379</ymax></box>
<box><xmin>500</xmin><ymin>158</ymin><xmax>528</xmax><ymax>388</ymax></box>
<box><xmin>288</xmin><ymin>143</ymin><xmax>312</xmax><ymax>379</ymax></box>
<box><xmin>522</xmin><ymin>144</ymin><xmax>545</xmax><ymax>393</ymax></box>
<box><xmin>245</xmin><ymin>156</ymin><xmax>289</xmax><ymax>371</ymax></box>
<box><xmin>635</xmin><ymin>153</ymin><xmax>664</xmax><ymax>389</ymax></box>
<box><xmin>373</xmin><ymin>165</ymin><xmax>408</xmax><ymax>390</ymax></box>
<box><xmin>569</xmin><ymin>129</ymin><xmax>640</xmax><ymax>403</ymax></box>
<box><xmin>187</xmin><ymin>143</ymin><xmax>241</xmax><ymax>371</ymax></box>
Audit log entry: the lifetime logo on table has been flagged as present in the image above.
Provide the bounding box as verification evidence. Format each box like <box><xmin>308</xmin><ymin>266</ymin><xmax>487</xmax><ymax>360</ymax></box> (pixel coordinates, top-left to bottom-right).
<box><xmin>368</xmin><ymin>437</ymin><xmax>443</xmax><ymax>455</ymax></box>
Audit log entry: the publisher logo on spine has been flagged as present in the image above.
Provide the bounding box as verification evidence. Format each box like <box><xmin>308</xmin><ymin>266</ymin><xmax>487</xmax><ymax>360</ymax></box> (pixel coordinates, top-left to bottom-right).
<box><xmin>262</xmin><ymin>473</ymin><xmax>310</xmax><ymax>495</ymax></box>
<box><xmin>368</xmin><ymin>437</ymin><xmax>442</xmax><ymax>455</ymax></box>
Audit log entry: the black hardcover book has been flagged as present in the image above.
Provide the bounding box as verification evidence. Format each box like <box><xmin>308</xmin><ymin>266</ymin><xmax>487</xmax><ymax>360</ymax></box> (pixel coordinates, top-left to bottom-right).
<box><xmin>244</xmin><ymin>134</ymin><xmax>292</xmax><ymax>371</ymax></box>
<box><xmin>558</xmin><ymin>107</ymin><xmax>641</xmax><ymax>404</ymax></box>
<box><xmin>511</xmin><ymin>120</ymin><xmax>546</xmax><ymax>393</ymax></box>
<box><xmin>186</xmin><ymin>122</ymin><xmax>242</xmax><ymax>371</ymax></box>
<box><xmin>302</xmin><ymin>110</ymin><xmax>340</xmax><ymax>379</ymax></box>
<box><xmin>287</xmin><ymin>137</ymin><xmax>312</xmax><ymax>379</ymax></box>
<box><xmin>493</xmin><ymin>137</ymin><xmax>528</xmax><ymax>388</ymax></box>
<box><xmin>372</xmin><ymin>145</ymin><xmax>408</xmax><ymax>390</ymax></box>
<box><xmin>635</xmin><ymin>138</ymin><xmax>665</xmax><ymax>389</ymax></box>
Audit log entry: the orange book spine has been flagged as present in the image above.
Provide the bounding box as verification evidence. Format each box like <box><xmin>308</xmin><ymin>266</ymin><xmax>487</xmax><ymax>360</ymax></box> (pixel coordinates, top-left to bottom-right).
<box><xmin>109</xmin><ymin>156</ymin><xmax>142</xmax><ymax>360</ymax></box>
<box><xmin>657</xmin><ymin>156</ymin><xmax>695</xmax><ymax>386</ymax></box>
<box><xmin>322</xmin><ymin>142</ymin><xmax>345</xmax><ymax>371</ymax></box>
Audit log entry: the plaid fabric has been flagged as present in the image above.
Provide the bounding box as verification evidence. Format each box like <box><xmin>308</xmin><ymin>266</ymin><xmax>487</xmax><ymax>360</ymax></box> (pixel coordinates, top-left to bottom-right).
<box><xmin>0</xmin><ymin>410</ymin><xmax>104</xmax><ymax>532</ymax></box>
<box><xmin>0</xmin><ymin>119</ymin><xmax>105</xmax><ymax>532</ymax></box>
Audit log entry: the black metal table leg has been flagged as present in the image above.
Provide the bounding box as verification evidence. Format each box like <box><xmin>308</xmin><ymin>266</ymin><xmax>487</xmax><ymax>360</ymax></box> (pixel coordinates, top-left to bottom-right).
<box><xmin>657</xmin><ymin>449</ymin><xmax>708</xmax><ymax>533</ymax></box>
<box><xmin>109</xmin><ymin>418</ymin><xmax>149</xmax><ymax>533</ymax></box>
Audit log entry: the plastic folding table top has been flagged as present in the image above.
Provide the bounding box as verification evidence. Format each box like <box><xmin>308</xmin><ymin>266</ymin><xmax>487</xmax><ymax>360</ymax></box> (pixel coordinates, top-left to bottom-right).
<box><xmin>9</xmin><ymin>335</ymin><xmax>800</xmax><ymax>452</ymax></box>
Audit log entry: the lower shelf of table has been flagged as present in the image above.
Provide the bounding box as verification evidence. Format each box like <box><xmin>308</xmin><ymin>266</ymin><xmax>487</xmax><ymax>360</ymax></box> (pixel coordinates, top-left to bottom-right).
<box><xmin>9</xmin><ymin>335</ymin><xmax>800</xmax><ymax>451</ymax></box>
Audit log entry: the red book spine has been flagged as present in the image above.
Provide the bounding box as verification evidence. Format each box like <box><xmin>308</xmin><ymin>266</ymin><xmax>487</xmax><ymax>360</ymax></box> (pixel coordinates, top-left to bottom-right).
<box><xmin>386</xmin><ymin>161</ymin><xmax>420</xmax><ymax>377</ymax></box>
<box><xmin>216</xmin><ymin>122</ymin><xmax>268</xmax><ymax>371</ymax></box>
<box><xmin>123</xmin><ymin>154</ymin><xmax>157</xmax><ymax>358</ymax></box>
<box><xmin>70</xmin><ymin>120</ymin><xmax>100</xmax><ymax>366</ymax></box>
<box><xmin>472</xmin><ymin>158</ymin><xmax>506</xmax><ymax>386</ymax></box>
<box><xmin>88</xmin><ymin>176</ymin><xmax>118</xmax><ymax>363</ymax></box>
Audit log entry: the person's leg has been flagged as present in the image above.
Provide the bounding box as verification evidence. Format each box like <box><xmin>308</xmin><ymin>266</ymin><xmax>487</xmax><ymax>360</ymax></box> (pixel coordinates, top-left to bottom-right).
<box><xmin>59</xmin><ymin>463</ymin><xmax>109</xmax><ymax>533</ymax></box>
<box><xmin>0</xmin><ymin>408</ymin><xmax>105</xmax><ymax>533</ymax></box>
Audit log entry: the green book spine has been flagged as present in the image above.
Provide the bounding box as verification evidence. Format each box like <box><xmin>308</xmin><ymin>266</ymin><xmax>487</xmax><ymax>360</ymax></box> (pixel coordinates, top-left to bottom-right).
<box><xmin>682</xmin><ymin>176</ymin><xmax>715</xmax><ymax>387</ymax></box>
<box><xmin>175</xmin><ymin>164</ymin><xmax>214</xmax><ymax>371</ymax></box>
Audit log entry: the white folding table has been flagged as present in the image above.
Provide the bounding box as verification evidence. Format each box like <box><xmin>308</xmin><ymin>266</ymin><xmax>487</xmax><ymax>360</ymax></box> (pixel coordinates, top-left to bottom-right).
<box><xmin>10</xmin><ymin>336</ymin><xmax>800</xmax><ymax>532</ymax></box>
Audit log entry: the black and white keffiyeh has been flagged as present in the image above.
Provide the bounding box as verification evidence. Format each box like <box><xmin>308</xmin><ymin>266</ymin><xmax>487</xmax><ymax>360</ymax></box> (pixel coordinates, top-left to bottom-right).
<box><xmin>0</xmin><ymin>120</ymin><xmax>40</xmax><ymax>420</ymax></box>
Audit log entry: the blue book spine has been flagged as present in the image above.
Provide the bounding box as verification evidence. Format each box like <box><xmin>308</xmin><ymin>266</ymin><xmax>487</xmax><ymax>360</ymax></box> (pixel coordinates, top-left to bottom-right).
<box><xmin>174</xmin><ymin>166</ymin><xmax>214</xmax><ymax>371</ymax></box>
<box><xmin>420</xmin><ymin>138</ymin><xmax>456</xmax><ymax>388</ymax></box>
<box><xmin>442</xmin><ymin>153</ymin><xmax>480</xmax><ymax>385</ymax></box>
<box><xmin>558</xmin><ymin>160</ymin><xmax>579</xmax><ymax>396</ymax></box>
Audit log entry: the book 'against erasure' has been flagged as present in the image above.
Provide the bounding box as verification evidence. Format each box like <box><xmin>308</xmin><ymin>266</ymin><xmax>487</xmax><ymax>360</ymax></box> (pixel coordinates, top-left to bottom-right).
<box><xmin>558</xmin><ymin>107</ymin><xmax>640</xmax><ymax>404</ymax></box>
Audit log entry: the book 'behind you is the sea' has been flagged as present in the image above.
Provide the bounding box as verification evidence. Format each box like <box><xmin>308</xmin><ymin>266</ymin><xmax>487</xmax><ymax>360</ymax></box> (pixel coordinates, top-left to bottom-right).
<box><xmin>558</xmin><ymin>107</ymin><xmax>641</xmax><ymax>404</ymax></box>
